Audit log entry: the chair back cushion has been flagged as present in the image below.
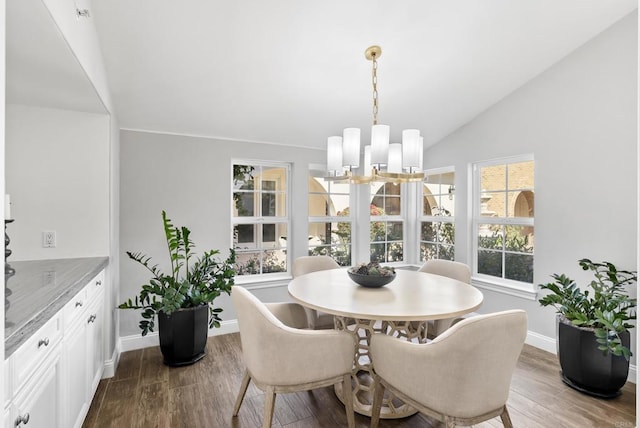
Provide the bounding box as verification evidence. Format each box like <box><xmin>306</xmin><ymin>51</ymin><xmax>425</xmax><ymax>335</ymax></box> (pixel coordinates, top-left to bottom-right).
<box><xmin>373</xmin><ymin>310</ymin><xmax>526</xmax><ymax>419</ymax></box>
<box><xmin>232</xmin><ymin>286</ymin><xmax>288</xmax><ymax>381</ymax></box>
<box><xmin>418</xmin><ymin>259</ymin><xmax>471</xmax><ymax>284</ymax></box>
<box><xmin>231</xmin><ymin>286</ymin><xmax>353</xmax><ymax>386</ymax></box>
<box><xmin>292</xmin><ymin>256</ymin><xmax>340</xmax><ymax>278</ymax></box>
<box><xmin>428</xmin><ymin>310</ymin><xmax>526</xmax><ymax>417</ymax></box>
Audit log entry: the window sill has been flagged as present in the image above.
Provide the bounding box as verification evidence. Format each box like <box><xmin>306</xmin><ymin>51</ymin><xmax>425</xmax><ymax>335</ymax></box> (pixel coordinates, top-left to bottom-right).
<box><xmin>234</xmin><ymin>273</ymin><xmax>292</xmax><ymax>290</ymax></box>
<box><xmin>471</xmin><ymin>276</ymin><xmax>538</xmax><ymax>301</ymax></box>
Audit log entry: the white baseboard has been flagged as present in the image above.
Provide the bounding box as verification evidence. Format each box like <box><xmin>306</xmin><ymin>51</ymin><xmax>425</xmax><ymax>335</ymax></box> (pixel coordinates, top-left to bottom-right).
<box><xmin>118</xmin><ymin>319</ymin><xmax>239</xmax><ymax>353</ymax></box>
<box><xmin>119</xmin><ymin>330</ymin><xmax>159</xmax><ymax>352</ymax></box>
<box><xmin>525</xmin><ymin>330</ymin><xmax>557</xmax><ymax>354</ymax></box>
<box><xmin>214</xmin><ymin>319</ymin><xmax>240</xmax><ymax>335</ymax></box>
<box><xmin>101</xmin><ymin>346</ymin><xmax>121</xmax><ymax>378</ymax></box>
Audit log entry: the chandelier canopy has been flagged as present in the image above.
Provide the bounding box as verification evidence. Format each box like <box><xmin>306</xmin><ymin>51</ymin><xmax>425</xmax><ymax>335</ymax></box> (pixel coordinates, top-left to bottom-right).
<box><xmin>326</xmin><ymin>46</ymin><xmax>424</xmax><ymax>184</ymax></box>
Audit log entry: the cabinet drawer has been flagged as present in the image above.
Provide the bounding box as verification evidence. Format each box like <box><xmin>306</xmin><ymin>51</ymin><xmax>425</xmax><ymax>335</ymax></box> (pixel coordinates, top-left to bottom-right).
<box><xmin>11</xmin><ymin>314</ymin><xmax>62</xmax><ymax>392</ymax></box>
<box><xmin>63</xmin><ymin>287</ymin><xmax>87</xmax><ymax>329</ymax></box>
<box><xmin>12</xmin><ymin>343</ymin><xmax>62</xmax><ymax>428</ymax></box>
<box><xmin>86</xmin><ymin>270</ymin><xmax>105</xmax><ymax>304</ymax></box>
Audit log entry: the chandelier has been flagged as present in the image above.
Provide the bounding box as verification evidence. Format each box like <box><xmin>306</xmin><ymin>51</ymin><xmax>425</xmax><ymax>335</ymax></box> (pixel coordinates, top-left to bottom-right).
<box><xmin>326</xmin><ymin>45</ymin><xmax>424</xmax><ymax>184</ymax></box>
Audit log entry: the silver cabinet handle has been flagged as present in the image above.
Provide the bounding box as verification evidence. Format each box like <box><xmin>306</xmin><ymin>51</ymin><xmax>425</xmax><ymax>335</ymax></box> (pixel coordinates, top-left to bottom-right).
<box><xmin>87</xmin><ymin>314</ymin><xmax>97</xmax><ymax>324</ymax></box>
<box><xmin>37</xmin><ymin>338</ymin><xmax>49</xmax><ymax>348</ymax></box>
<box><xmin>15</xmin><ymin>412</ymin><xmax>30</xmax><ymax>426</ymax></box>
<box><xmin>75</xmin><ymin>301</ymin><xmax>83</xmax><ymax>307</ymax></box>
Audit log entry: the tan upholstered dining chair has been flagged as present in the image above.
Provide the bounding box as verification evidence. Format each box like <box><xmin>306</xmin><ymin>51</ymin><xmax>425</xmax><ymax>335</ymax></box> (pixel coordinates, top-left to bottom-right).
<box><xmin>231</xmin><ymin>286</ymin><xmax>355</xmax><ymax>428</ymax></box>
<box><xmin>370</xmin><ymin>310</ymin><xmax>527</xmax><ymax>428</ymax></box>
<box><xmin>292</xmin><ymin>255</ymin><xmax>340</xmax><ymax>329</ymax></box>
<box><xmin>419</xmin><ymin>259</ymin><xmax>472</xmax><ymax>337</ymax></box>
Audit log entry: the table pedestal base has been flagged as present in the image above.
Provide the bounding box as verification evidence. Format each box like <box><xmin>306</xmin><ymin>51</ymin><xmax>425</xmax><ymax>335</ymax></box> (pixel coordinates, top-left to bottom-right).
<box><xmin>333</xmin><ymin>316</ymin><xmax>427</xmax><ymax>419</ymax></box>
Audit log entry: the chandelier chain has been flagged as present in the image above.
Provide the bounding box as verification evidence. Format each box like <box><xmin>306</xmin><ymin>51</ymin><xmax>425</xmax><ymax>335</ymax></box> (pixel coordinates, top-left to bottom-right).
<box><xmin>372</xmin><ymin>55</ymin><xmax>378</xmax><ymax>126</ymax></box>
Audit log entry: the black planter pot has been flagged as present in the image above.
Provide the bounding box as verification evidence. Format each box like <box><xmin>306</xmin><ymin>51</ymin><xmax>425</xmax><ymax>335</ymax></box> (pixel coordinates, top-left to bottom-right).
<box><xmin>557</xmin><ymin>316</ymin><xmax>630</xmax><ymax>398</ymax></box>
<box><xmin>158</xmin><ymin>305</ymin><xmax>208</xmax><ymax>367</ymax></box>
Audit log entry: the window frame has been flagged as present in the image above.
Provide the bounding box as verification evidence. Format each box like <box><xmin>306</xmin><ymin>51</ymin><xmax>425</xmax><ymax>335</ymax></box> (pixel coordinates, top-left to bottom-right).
<box><xmin>471</xmin><ymin>154</ymin><xmax>536</xmax><ymax>299</ymax></box>
<box><xmin>369</xmin><ymin>181</ymin><xmax>407</xmax><ymax>265</ymax></box>
<box><xmin>307</xmin><ymin>167</ymin><xmax>354</xmax><ymax>267</ymax></box>
<box><xmin>419</xmin><ymin>166</ymin><xmax>456</xmax><ymax>263</ymax></box>
<box><xmin>231</xmin><ymin>160</ymin><xmax>292</xmax><ymax>282</ymax></box>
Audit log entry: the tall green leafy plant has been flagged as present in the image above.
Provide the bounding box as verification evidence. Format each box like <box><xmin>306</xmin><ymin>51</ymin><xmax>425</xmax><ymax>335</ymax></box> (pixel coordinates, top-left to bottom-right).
<box><xmin>538</xmin><ymin>259</ymin><xmax>637</xmax><ymax>360</ymax></box>
<box><xmin>119</xmin><ymin>211</ymin><xmax>236</xmax><ymax>336</ymax></box>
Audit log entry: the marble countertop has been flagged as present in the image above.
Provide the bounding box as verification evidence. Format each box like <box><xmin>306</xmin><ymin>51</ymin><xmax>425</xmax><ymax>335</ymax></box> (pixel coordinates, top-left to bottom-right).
<box><xmin>5</xmin><ymin>257</ymin><xmax>109</xmax><ymax>358</ymax></box>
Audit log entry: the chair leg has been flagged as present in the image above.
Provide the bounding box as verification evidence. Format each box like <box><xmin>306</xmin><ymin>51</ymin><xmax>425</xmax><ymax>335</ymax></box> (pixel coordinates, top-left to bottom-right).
<box><xmin>341</xmin><ymin>374</ymin><xmax>355</xmax><ymax>428</ymax></box>
<box><xmin>232</xmin><ymin>370</ymin><xmax>251</xmax><ymax>416</ymax></box>
<box><xmin>370</xmin><ymin>374</ymin><xmax>385</xmax><ymax>428</ymax></box>
<box><xmin>262</xmin><ymin>386</ymin><xmax>276</xmax><ymax>428</ymax></box>
<box><xmin>500</xmin><ymin>406</ymin><xmax>514</xmax><ymax>428</ymax></box>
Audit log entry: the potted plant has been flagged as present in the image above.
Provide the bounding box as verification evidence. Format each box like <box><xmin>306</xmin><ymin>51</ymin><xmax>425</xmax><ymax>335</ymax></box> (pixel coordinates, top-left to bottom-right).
<box><xmin>119</xmin><ymin>211</ymin><xmax>236</xmax><ymax>366</ymax></box>
<box><xmin>538</xmin><ymin>258</ymin><xmax>637</xmax><ymax>397</ymax></box>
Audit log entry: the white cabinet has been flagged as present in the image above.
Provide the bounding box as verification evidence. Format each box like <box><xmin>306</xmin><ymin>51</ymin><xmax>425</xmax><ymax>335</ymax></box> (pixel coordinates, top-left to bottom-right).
<box><xmin>5</xmin><ymin>312</ymin><xmax>63</xmax><ymax>428</ymax></box>
<box><xmin>11</xmin><ymin>345</ymin><xmax>62</xmax><ymax>428</ymax></box>
<box><xmin>86</xmin><ymin>294</ymin><xmax>105</xmax><ymax>394</ymax></box>
<box><xmin>4</xmin><ymin>269</ymin><xmax>106</xmax><ymax>428</ymax></box>
<box><xmin>64</xmin><ymin>317</ymin><xmax>88</xmax><ymax>428</ymax></box>
<box><xmin>62</xmin><ymin>270</ymin><xmax>105</xmax><ymax>428</ymax></box>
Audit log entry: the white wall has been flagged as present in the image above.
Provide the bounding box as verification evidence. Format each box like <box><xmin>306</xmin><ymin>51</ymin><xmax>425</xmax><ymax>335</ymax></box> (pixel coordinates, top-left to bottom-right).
<box><xmin>424</xmin><ymin>13</ymin><xmax>637</xmax><ymax>358</ymax></box>
<box><xmin>118</xmin><ymin>130</ymin><xmax>324</xmax><ymax>337</ymax></box>
<box><xmin>1</xmin><ymin>0</ymin><xmax>7</xmax><ymax>410</ymax></box>
<box><xmin>107</xmin><ymin>116</ymin><xmax>120</xmax><ymax>367</ymax></box>
<box><xmin>5</xmin><ymin>104</ymin><xmax>110</xmax><ymax>260</ymax></box>
<box><xmin>39</xmin><ymin>0</ymin><xmax>121</xmax><ymax>366</ymax></box>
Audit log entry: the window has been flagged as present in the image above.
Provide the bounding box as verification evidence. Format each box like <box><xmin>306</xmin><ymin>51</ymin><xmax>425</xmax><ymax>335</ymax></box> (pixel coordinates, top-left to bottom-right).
<box><xmin>420</xmin><ymin>169</ymin><xmax>455</xmax><ymax>261</ymax></box>
<box><xmin>473</xmin><ymin>156</ymin><xmax>534</xmax><ymax>284</ymax></box>
<box><xmin>370</xmin><ymin>182</ymin><xmax>404</xmax><ymax>263</ymax></box>
<box><xmin>232</xmin><ymin>162</ymin><xmax>290</xmax><ymax>276</ymax></box>
<box><xmin>307</xmin><ymin>170</ymin><xmax>352</xmax><ymax>266</ymax></box>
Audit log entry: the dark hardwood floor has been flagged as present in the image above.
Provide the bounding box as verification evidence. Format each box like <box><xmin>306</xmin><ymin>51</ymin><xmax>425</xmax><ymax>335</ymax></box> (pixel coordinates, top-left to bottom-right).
<box><xmin>83</xmin><ymin>333</ymin><xmax>636</xmax><ymax>428</ymax></box>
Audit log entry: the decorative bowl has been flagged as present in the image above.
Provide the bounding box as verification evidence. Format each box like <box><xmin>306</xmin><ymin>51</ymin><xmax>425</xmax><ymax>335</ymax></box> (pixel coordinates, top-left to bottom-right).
<box><xmin>347</xmin><ymin>270</ymin><xmax>396</xmax><ymax>288</ymax></box>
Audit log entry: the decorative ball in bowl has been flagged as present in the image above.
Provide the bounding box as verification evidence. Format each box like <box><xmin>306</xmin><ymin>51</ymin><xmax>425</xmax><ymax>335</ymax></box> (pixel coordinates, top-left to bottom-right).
<box><xmin>348</xmin><ymin>262</ymin><xmax>396</xmax><ymax>288</ymax></box>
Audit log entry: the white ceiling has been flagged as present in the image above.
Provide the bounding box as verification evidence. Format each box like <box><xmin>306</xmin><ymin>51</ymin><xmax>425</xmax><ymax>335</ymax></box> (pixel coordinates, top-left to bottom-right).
<box><xmin>91</xmin><ymin>0</ymin><xmax>637</xmax><ymax>149</ymax></box>
<box><xmin>6</xmin><ymin>0</ymin><xmax>106</xmax><ymax>114</ymax></box>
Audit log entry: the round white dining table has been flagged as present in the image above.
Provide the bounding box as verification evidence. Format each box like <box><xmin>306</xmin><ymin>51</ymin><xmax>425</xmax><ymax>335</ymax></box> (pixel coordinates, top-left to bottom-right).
<box><xmin>288</xmin><ymin>268</ymin><xmax>484</xmax><ymax>419</ymax></box>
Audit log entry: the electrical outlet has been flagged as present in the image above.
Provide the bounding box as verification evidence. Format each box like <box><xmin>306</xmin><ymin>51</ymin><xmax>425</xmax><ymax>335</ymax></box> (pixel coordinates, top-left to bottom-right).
<box><xmin>43</xmin><ymin>231</ymin><xmax>56</xmax><ymax>248</ymax></box>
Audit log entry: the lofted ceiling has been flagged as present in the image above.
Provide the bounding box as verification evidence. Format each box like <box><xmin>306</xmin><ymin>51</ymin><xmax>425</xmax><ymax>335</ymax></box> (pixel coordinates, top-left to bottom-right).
<box><xmin>91</xmin><ymin>0</ymin><xmax>637</xmax><ymax>150</ymax></box>
<box><xmin>6</xmin><ymin>0</ymin><xmax>106</xmax><ymax>114</ymax></box>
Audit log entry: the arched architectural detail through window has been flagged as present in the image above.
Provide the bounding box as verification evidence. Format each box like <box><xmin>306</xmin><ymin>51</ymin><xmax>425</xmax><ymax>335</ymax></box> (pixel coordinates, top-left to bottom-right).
<box><xmin>514</xmin><ymin>190</ymin><xmax>534</xmax><ymax>218</ymax></box>
<box><xmin>422</xmin><ymin>185</ymin><xmax>437</xmax><ymax>216</ymax></box>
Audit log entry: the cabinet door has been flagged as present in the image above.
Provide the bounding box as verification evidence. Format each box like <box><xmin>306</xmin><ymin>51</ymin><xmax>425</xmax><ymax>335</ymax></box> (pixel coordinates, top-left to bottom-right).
<box><xmin>63</xmin><ymin>322</ymin><xmax>88</xmax><ymax>428</ymax></box>
<box><xmin>12</xmin><ymin>350</ymin><xmax>62</xmax><ymax>428</ymax></box>
<box><xmin>86</xmin><ymin>296</ymin><xmax>104</xmax><ymax>395</ymax></box>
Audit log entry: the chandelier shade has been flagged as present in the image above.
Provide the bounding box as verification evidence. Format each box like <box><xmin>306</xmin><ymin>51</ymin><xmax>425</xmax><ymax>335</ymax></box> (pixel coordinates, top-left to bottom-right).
<box><xmin>370</xmin><ymin>124</ymin><xmax>390</xmax><ymax>166</ymax></box>
<box><xmin>325</xmin><ymin>46</ymin><xmax>424</xmax><ymax>184</ymax></box>
<box><xmin>342</xmin><ymin>128</ymin><xmax>361</xmax><ymax>169</ymax></box>
<box><xmin>388</xmin><ymin>143</ymin><xmax>403</xmax><ymax>173</ymax></box>
<box><xmin>364</xmin><ymin>145</ymin><xmax>372</xmax><ymax>177</ymax></box>
<box><xmin>402</xmin><ymin>129</ymin><xmax>421</xmax><ymax>170</ymax></box>
<box><xmin>327</xmin><ymin>136</ymin><xmax>343</xmax><ymax>174</ymax></box>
